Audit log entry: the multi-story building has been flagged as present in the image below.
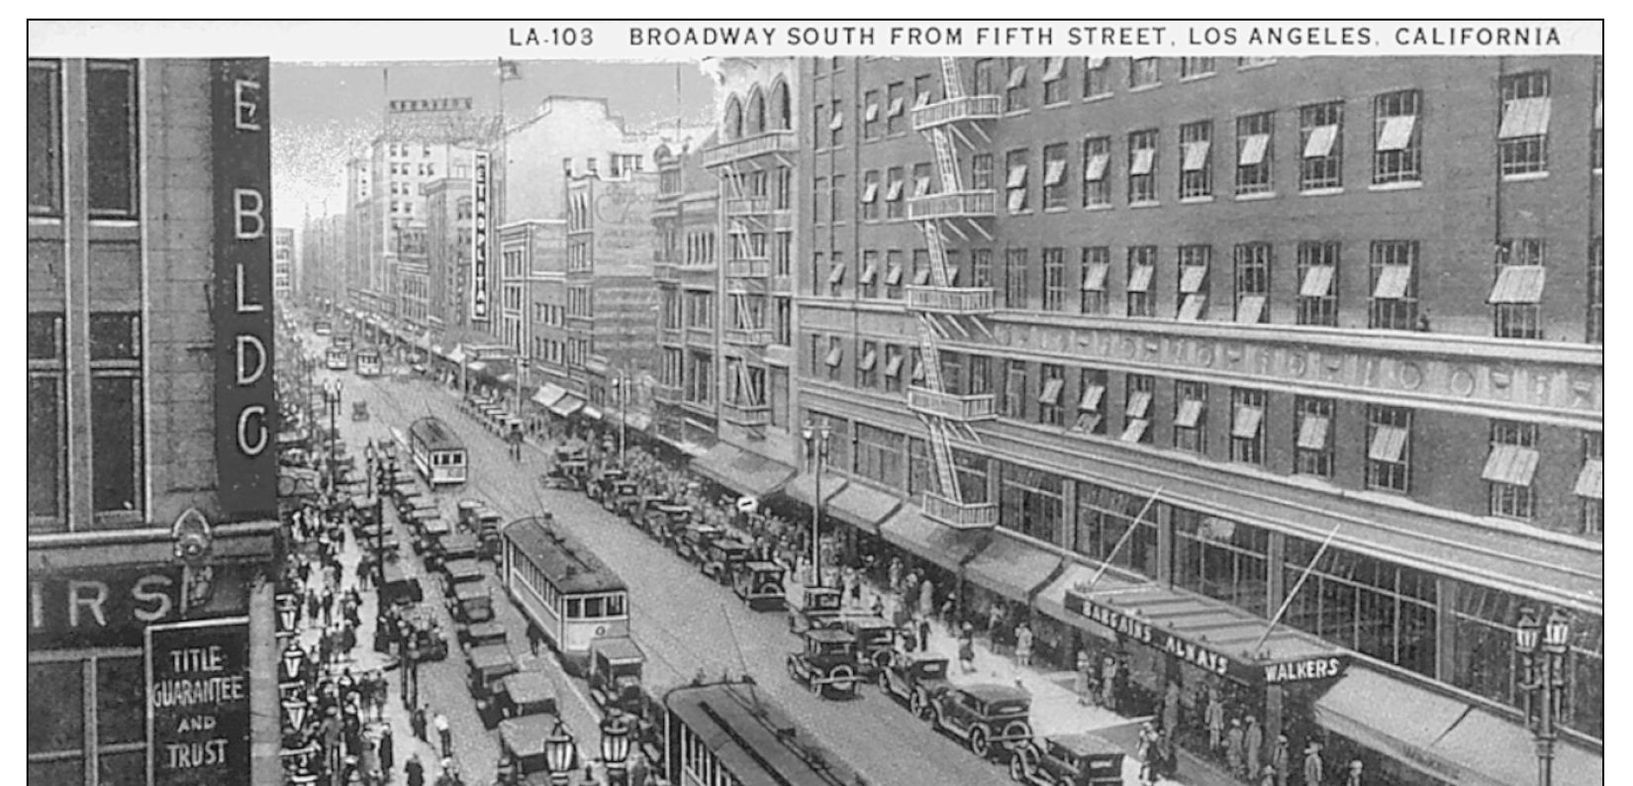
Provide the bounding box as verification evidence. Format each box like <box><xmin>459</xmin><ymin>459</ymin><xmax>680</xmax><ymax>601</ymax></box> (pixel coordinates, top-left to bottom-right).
<box><xmin>273</xmin><ymin>226</ymin><xmax>296</xmax><ymax>302</ymax></box>
<box><xmin>422</xmin><ymin>161</ymin><xmax>476</xmax><ymax>347</ymax></box>
<box><xmin>486</xmin><ymin>219</ymin><xmax>562</xmax><ymax>400</ymax></box>
<box><xmin>681</xmin><ymin>59</ymin><xmax>807</xmax><ymax>498</ymax></box>
<box><xmin>797</xmin><ymin>55</ymin><xmax>1602</xmax><ymax>786</ymax></box>
<box><xmin>495</xmin><ymin>95</ymin><xmax>664</xmax><ymax>224</ymax></box>
<box><xmin>652</xmin><ymin>139</ymin><xmax>723</xmax><ymax>448</ymax></box>
<box><xmin>299</xmin><ymin>212</ymin><xmax>345</xmax><ymax>310</ymax></box>
<box><xmin>27</xmin><ymin>57</ymin><xmax>283</xmax><ymax>784</ymax></box>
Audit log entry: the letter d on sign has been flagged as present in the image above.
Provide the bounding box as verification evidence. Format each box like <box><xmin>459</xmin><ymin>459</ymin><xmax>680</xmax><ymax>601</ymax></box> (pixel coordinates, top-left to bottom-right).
<box><xmin>235</xmin><ymin>334</ymin><xmax>267</xmax><ymax>385</ymax></box>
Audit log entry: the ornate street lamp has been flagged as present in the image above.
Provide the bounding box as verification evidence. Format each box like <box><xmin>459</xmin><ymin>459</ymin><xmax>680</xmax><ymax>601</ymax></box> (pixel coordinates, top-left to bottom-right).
<box><xmin>321</xmin><ymin>380</ymin><xmax>343</xmax><ymax>493</ymax></box>
<box><xmin>600</xmin><ymin>711</ymin><xmax>633</xmax><ymax>786</ymax></box>
<box><xmin>544</xmin><ymin>718</ymin><xmax>578</xmax><ymax>785</ymax></box>
<box><xmin>1514</xmin><ymin>606</ymin><xmax>1573</xmax><ymax>786</ymax></box>
<box><xmin>801</xmin><ymin>419</ymin><xmax>832</xmax><ymax>589</ymax></box>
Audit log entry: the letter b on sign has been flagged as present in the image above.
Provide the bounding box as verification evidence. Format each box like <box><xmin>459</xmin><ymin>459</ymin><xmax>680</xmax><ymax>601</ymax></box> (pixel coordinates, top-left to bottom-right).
<box><xmin>235</xmin><ymin>188</ymin><xmax>265</xmax><ymax>239</ymax></box>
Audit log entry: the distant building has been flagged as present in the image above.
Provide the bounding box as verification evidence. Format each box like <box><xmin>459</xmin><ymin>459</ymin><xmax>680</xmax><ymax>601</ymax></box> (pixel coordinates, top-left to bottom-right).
<box><xmin>273</xmin><ymin>226</ymin><xmax>295</xmax><ymax>301</ymax></box>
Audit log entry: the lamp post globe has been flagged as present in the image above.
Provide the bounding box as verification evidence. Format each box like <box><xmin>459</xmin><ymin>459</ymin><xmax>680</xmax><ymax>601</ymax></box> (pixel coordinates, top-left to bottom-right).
<box><xmin>544</xmin><ymin>719</ymin><xmax>577</xmax><ymax>785</ymax></box>
<box><xmin>1514</xmin><ymin>606</ymin><xmax>1542</xmax><ymax>654</ymax></box>
<box><xmin>600</xmin><ymin>711</ymin><xmax>632</xmax><ymax>784</ymax></box>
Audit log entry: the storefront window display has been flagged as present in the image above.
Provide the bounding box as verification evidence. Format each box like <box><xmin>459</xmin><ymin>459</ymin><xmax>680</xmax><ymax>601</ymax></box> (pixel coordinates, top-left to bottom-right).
<box><xmin>999</xmin><ymin>462</ymin><xmax>1064</xmax><ymax>544</ymax></box>
<box><xmin>1448</xmin><ymin>580</ymin><xmax>1603</xmax><ymax>740</ymax></box>
<box><xmin>1282</xmin><ymin>539</ymin><xmax>1437</xmax><ymax>678</ymax></box>
<box><xmin>1071</xmin><ymin>482</ymin><xmax>1159</xmax><ymax>579</ymax></box>
<box><xmin>1172</xmin><ymin>508</ymin><xmax>1269</xmax><ymax>617</ymax></box>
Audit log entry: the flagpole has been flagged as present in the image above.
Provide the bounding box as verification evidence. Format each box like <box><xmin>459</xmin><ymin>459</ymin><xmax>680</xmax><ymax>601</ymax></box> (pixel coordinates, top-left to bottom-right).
<box><xmin>1083</xmin><ymin>487</ymin><xmax>1163</xmax><ymax>595</ymax></box>
<box><xmin>1249</xmin><ymin>523</ymin><xmax>1343</xmax><ymax>656</ymax></box>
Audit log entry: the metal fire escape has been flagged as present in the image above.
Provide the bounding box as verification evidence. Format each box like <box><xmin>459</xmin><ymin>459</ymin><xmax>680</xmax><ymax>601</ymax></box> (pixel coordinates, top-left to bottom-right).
<box><xmin>718</xmin><ymin>162</ymin><xmax>772</xmax><ymax>433</ymax></box>
<box><xmin>908</xmin><ymin>57</ymin><xmax>1000</xmax><ymax>530</ymax></box>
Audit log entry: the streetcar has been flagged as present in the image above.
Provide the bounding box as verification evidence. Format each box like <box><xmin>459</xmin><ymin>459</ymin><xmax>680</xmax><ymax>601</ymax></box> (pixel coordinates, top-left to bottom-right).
<box><xmin>354</xmin><ymin>347</ymin><xmax>382</xmax><ymax>377</ymax></box>
<box><xmin>408</xmin><ymin>416</ymin><xmax>468</xmax><ymax>486</ymax></box>
<box><xmin>499</xmin><ymin>515</ymin><xmax>629</xmax><ymax>675</ymax></box>
<box><xmin>313</xmin><ymin>319</ymin><xmax>332</xmax><ymax>336</ymax></box>
<box><xmin>330</xmin><ymin>333</ymin><xmax>355</xmax><ymax>351</ymax></box>
<box><xmin>663</xmin><ymin>680</ymin><xmax>863</xmax><ymax>786</ymax></box>
<box><xmin>324</xmin><ymin>347</ymin><xmax>350</xmax><ymax>371</ymax></box>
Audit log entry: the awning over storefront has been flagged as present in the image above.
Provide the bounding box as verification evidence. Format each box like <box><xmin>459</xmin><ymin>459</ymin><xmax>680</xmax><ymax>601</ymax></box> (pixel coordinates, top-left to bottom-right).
<box><xmin>690</xmin><ymin>443</ymin><xmax>796</xmax><ymax>498</ymax></box>
<box><xmin>622</xmin><ymin>412</ymin><xmax>653</xmax><ymax>431</ymax></box>
<box><xmin>550</xmin><ymin>395</ymin><xmax>585</xmax><ymax>418</ymax></box>
<box><xmin>1314</xmin><ymin>667</ymin><xmax>1602</xmax><ymax>786</ymax></box>
<box><xmin>532</xmin><ymin>384</ymin><xmax>568</xmax><ymax>409</ymax></box>
<box><xmin>1034</xmin><ymin>560</ymin><xmax>1144</xmax><ymax>625</ymax></box>
<box><xmin>780</xmin><ymin>472</ymin><xmax>847</xmax><ymax>509</ymax></box>
<box><xmin>448</xmin><ymin>346</ymin><xmax>468</xmax><ymax>365</ymax></box>
<box><xmin>580</xmin><ymin>405</ymin><xmax>604</xmax><ymax>421</ymax></box>
<box><xmin>964</xmin><ymin>531</ymin><xmax>1063</xmax><ymax>604</ymax></box>
<box><xmin>879</xmin><ymin>506</ymin><xmax>987</xmax><ymax>574</ymax></box>
<box><xmin>825</xmin><ymin>482</ymin><xmax>903</xmax><ymax>536</ymax></box>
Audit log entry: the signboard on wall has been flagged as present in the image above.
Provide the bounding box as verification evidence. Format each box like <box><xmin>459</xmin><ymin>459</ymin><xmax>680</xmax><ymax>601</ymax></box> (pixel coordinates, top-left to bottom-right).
<box><xmin>147</xmin><ymin>617</ymin><xmax>252</xmax><ymax>786</ymax></box>
<box><xmin>211</xmin><ymin>58</ymin><xmax>278</xmax><ymax>518</ymax></box>
<box><xmin>470</xmin><ymin>150</ymin><xmax>491</xmax><ymax>322</ymax></box>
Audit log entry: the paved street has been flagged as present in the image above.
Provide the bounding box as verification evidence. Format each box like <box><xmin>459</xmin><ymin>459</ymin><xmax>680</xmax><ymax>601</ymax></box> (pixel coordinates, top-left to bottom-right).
<box><xmin>338</xmin><ymin>367</ymin><xmax>1017</xmax><ymax>786</ymax></box>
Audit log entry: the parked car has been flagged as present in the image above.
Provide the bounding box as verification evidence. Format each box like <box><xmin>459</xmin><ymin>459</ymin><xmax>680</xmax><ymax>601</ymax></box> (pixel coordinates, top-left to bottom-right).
<box><xmin>587</xmin><ymin>636</ymin><xmax>647</xmax><ymax>717</ymax></box>
<box><xmin>731</xmin><ymin>561</ymin><xmax>788</xmax><ymax>611</ymax></box>
<box><xmin>787</xmin><ymin>585</ymin><xmax>846</xmax><ymax>633</ymax></box>
<box><xmin>930</xmin><ymin>684</ymin><xmax>1034</xmax><ymax>760</ymax></box>
<box><xmin>1008</xmin><ymin>733</ymin><xmax>1126</xmax><ymax>786</ymax></box>
<box><xmin>785</xmin><ymin>628</ymin><xmax>861</xmax><ymax>699</ymax></box>
<box><xmin>841</xmin><ymin>615</ymin><xmax>897</xmax><ymax>676</ymax></box>
<box><xmin>700</xmin><ymin>536</ymin><xmax>753</xmax><ymax>585</ymax></box>
<box><xmin>877</xmin><ymin>651</ymin><xmax>952</xmax><ymax>719</ymax></box>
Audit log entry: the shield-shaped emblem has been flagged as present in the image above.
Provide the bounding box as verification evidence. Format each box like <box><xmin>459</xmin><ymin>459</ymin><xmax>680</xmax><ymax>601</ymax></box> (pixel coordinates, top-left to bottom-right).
<box><xmin>281</xmin><ymin>643</ymin><xmax>305</xmax><ymax>681</ymax></box>
<box><xmin>282</xmin><ymin>697</ymin><xmax>308</xmax><ymax>731</ymax></box>
<box><xmin>276</xmin><ymin>593</ymin><xmax>300</xmax><ymax>634</ymax></box>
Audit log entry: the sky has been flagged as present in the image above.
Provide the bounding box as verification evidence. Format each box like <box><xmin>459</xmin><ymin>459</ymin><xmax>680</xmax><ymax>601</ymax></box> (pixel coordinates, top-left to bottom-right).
<box><xmin>270</xmin><ymin>59</ymin><xmax>717</xmax><ymax>227</ymax></box>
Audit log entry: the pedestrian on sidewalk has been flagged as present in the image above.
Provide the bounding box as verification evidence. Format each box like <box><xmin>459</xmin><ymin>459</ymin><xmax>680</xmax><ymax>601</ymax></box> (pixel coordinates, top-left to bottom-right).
<box><xmin>1226</xmin><ymin>717</ymin><xmax>1246</xmax><ymax>778</ymax></box>
<box><xmin>405</xmin><ymin>754</ymin><xmax>425</xmax><ymax>786</ymax></box>
<box><xmin>1302</xmin><ymin>742</ymin><xmax>1324</xmax><ymax>786</ymax></box>
<box><xmin>1074</xmin><ymin>649</ymin><xmax>1093</xmax><ymax>706</ymax></box>
<box><xmin>412</xmin><ymin>705</ymin><xmax>428</xmax><ymax>742</ymax></box>
<box><xmin>379</xmin><ymin>725</ymin><xmax>395</xmax><ymax>779</ymax></box>
<box><xmin>1246</xmin><ymin>714</ymin><xmax>1264</xmax><ymax>780</ymax></box>
<box><xmin>434</xmin><ymin>711</ymin><xmax>451</xmax><ymax>758</ymax></box>
<box><xmin>1206</xmin><ymin>687</ymin><xmax>1225</xmax><ymax>752</ymax></box>
<box><xmin>321</xmin><ymin>588</ymin><xmax>335</xmax><ymax>628</ymax></box>
<box><xmin>1345</xmin><ymin>759</ymin><xmax>1364</xmax><ymax>786</ymax></box>
<box><xmin>1014</xmin><ymin>623</ymin><xmax>1034</xmax><ymax>667</ymax></box>
<box><xmin>888</xmin><ymin>557</ymin><xmax>902</xmax><ymax>595</ymax></box>
<box><xmin>1260</xmin><ymin>764</ymin><xmax>1278</xmax><ymax>786</ymax></box>
<box><xmin>918</xmin><ymin>577</ymin><xmax>934</xmax><ymax>620</ymax></box>
<box><xmin>957</xmin><ymin>630</ymin><xmax>976</xmax><ymax>673</ymax></box>
<box><xmin>869</xmin><ymin>594</ymin><xmax>885</xmax><ymax>618</ymax></box>
<box><xmin>917</xmin><ymin>616</ymin><xmax>931</xmax><ymax>654</ymax></box>
<box><xmin>1271</xmin><ymin>734</ymin><xmax>1291</xmax><ymax>786</ymax></box>
<box><xmin>1163</xmin><ymin>681</ymin><xmax>1181</xmax><ymax>740</ymax></box>
<box><xmin>1100</xmin><ymin>656</ymin><xmax>1119</xmax><ymax>712</ymax></box>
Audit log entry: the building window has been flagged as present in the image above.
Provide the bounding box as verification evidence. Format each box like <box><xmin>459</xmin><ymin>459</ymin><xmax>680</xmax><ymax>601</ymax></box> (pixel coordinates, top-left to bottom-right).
<box><xmin>1080</xmin><ymin>136</ymin><xmax>1111</xmax><ymax>208</ymax></box>
<box><xmin>1178</xmin><ymin>120</ymin><xmax>1213</xmax><ymax>199</ymax></box>
<box><xmin>1042</xmin><ymin>143</ymin><xmax>1069</xmax><ymax>210</ymax></box>
<box><xmin>860</xmin><ymin>250</ymin><xmax>879</xmax><ymax>299</ymax></box>
<box><xmin>1001</xmin><ymin>360</ymin><xmax>1029</xmax><ymax>419</ymax></box>
<box><xmin>1293</xmin><ymin>395</ymin><xmax>1335</xmax><ymax>477</ymax></box>
<box><xmin>774</xmin><ymin>167</ymin><xmax>792</xmax><ymax>210</ymax></box>
<box><xmin>1233</xmin><ymin>243</ymin><xmax>1271</xmax><ymax>324</ymax></box>
<box><xmin>1579</xmin><ymin>431</ymin><xmax>1603</xmax><ymax>535</ymax></box>
<box><xmin>1299</xmin><ymin>100</ymin><xmax>1344</xmax><ymax>191</ymax></box>
<box><xmin>1592</xmin><ymin>59</ymin><xmax>1604</xmax><ymax>171</ymax></box>
<box><xmin>1005</xmin><ymin>148</ymin><xmax>1030</xmax><ymax>213</ymax></box>
<box><xmin>883</xmin><ymin>344</ymin><xmax>905</xmax><ymax>393</ymax></box>
<box><xmin>1071</xmin><ymin>368</ymin><xmax>1108</xmax><ymax>436</ymax></box>
<box><xmin>1295</xmin><ymin>241</ymin><xmax>1340</xmax><ymax>326</ymax></box>
<box><xmin>863</xmin><ymin>89</ymin><xmax>881</xmax><ymax>141</ymax></box>
<box><xmin>28</xmin><ymin>654</ymin><xmax>149</xmax><ymax>784</ymax></box>
<box><xmin>1074</xmin><ymin>482</ymin><xmax>1159</xmax><ymax>578</ymax></box>
<box><xmin>999</xmin><ymin>463</ymin><xmax>1064</xmax><ymax>544</ymax></box>
<box><xmin>1173</xmin><ymin>379</ymin><xmax>1207</xmax><ymax>454</ymax></box>
<box><xmin>1037</xmin><ymin>363</ymin><xmax>1066</xmax><ymax>427</ymax></box>
<box><xmin>855</xmin><ymin>423</ymin><xmax>905</xmax><ymax>488</ymax></box>
<box><xmin>1042</xmin><ymin>247</ymin><xmax>1068</xmax><ymax>312</ymax></box>
<box><xmin>914</xmin><ymin>74</ymin><xmax>936</xmax><ymax>109</ymax></box>
<box><xmin>1174</xmin><ymin>509</ymin><xmax>1269</xmax><ymax>616</ymax></box>
<box><xmin>1283</xmin><ymin>540</ymin><xmax>1438</xmax><ymax>677</ymax></box>
<box><xmin>828</xmin><ymin>251</ymin><xmax>845</xmax><ymax>298</ymax></box>
<box><xmin>1229</xmin><ymin>387</ymin><xmax>1266</xmax><ymax>465</ymax></box>
<box><xmin>1121</xmin><ymin>374</ymin><xmax>1154</xmax><ymax>444</ymax></box>
<box><xmin>1082</xmin><ymin>57</ymin><xmax>1111</xmax><ymax>99</ymax></box>
<box><xmin>1485</xmin><ymin>420</ymin><xmax>1539</xmax><ymax>521</ymax></box>
<box><xmin>1042</xmin><ymin>57</ymin><xmax>1068</xmax><ymax>104</ymax></box>
<box><xmin>825</xmin><ymin>336</ymin><xmax>842</xmax><ymax>382</ymax></box>
<box><xmin>1000</xmin><ymin>247</ymin><xmax>1028</xmax><ymax>309</ymax></box>
<box><xmin>1588</xmin><ymin>236</ymin><xmax>1603</xmax><ymax>344</ymax></box>
<box><xmin>1128</xmin><ymin>57</ymin><xmax>1160</xmax><ymax>89</ymax></box>
<box><xmin>971</xmin><ymin>153</ymin><xmax>994</xmax><ymax>190</ymax></box>
<box><xmin>1235</xmin><ymin>111</ymin><xmax>1273</xmax><ymax>195</ymax></box>
<box><xmin>773</xmin><ymin>297</ymin><xmax>791</xmax><ymax>345</ymax></box>
<box><xmin>970</xmin><ymin>248</ymin><xmax>992</xmax><ymax>289</ymax></box>
<box><xmin>812</xmin><ymin>104</ymin><xmax>825</xmax><ymax>150</ymax></box>
<box><xmin>89</xmin><ymin>312</ymin><xmax>143</xmax><ymax>517</ymax></box>
<box><xmin>912</xmin><ymin>162</ymin><xmax>934</xmax><ymax>200</ymax></box>
<box><xmin>1366</xmin><ymin>404</ymin><xmax>1412</xmax><ymax>492</ymax></box>
<box><xmin>1369</xmin><ymin>240</ymin><xmax>1420</xmax><ymax>331</ymax></box>
<box><xmin>972</xmin><ymin>58</ymin><xmax>997</xmax><ymax>95</ymax></box>
<box><xmin>812</xmin><ymin>177</ymin><xmax>826</xmax><ymax>225</ymax></box>
<box><xmin>28</xmin><ymin>59</ymin><xmax>61</xmax><ymax>215</ymax></box>
<box><xmin>829</xmin><ymin>98</ymin><xmax>844</xmax><ymax>147</ymax></box>
<box><xmin>911</xmin><ymin>249</ymin><xmax>930</xmax><ymax>288</ymax></box>
<box><xmin>1180</xmin><ymin>57</ymin><xmax>1216</xmax><ymax>79</ymax></box>
<box><xmin>1127</xmin><ymin>246</ymin><xmax>1156</xmax><ymax>318</ymax></box>
<box><xmin>28</xmin><ymin>313</ymin><xmax>64</xmax><ymax>525</ymax></box>
<box><xmin>87</xmin><ymin>60</ymin><xmax>139</xmax><ymax>216</ymax></box>
<box><xmin>886</xmin><ymin>81</ymin><xmax>907</xmax><ymax>135</ymax></box>
<box><xmin>1499</xmin><ymin>71</ymin><xmax>1550</xmax><ymax>176</ymax></box>
<box><xmin>857</xmin><ymin>340</ymin><xmax>879</xmax><ymax>389</ymax></box>
<box><xmin>831</xmin><ymin>174</ymin><xmax>846</xmax><ymax>225</ymax></box>
<box><xmin>885</xmin><ymin>167</ymin><xmax>904</xmax><ymax>220</ymax></box>
<box><xmin>1080</xmin><ymin>247</ymin><xmax>1110</xmax><ymax>315</ymax></box>
<box><xmin>1005</xmin><ymin>58</ymin><xmax>1029</xmax><ymax>112</ymax></box>
<box><xmin>1176</xmin><ymin>245</ymin><xmax>1210</xmax><ymax>321</ymax></box>
<box><xmin>1492</xmin><ymin>238</ymin><xmax>1545</xmax><ymax>339</ymax></box>
<box><xmin>1127</xmin><ymin>129</ymin><xmax>1158</xmax><ymax>205</ymax></box>
<box><xmin>883</xmin><ymin>249</ymin><xmax>904</xmax><ymax>300</ymax></box>
<box><xmin>1374</xmin><ymin>89</ymin><xmax>1423</xmax><ymax>184</ymax></box>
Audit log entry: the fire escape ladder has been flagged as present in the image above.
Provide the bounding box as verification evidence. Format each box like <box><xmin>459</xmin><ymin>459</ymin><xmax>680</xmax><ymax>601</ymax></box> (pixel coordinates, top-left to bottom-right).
<box><xmin>921</xmin><ymin>221</ymin><xmax>952</xmax><ymax>289</ymax></box>
<box><xmin>939</xmin><ymin>57</ymin><xmax>965</xmax><ymax>101</ymax></box>
<box><xmin>926</xmin><ymin>416</ymin><xmax>961</xmax><ymax>501</ymax></box>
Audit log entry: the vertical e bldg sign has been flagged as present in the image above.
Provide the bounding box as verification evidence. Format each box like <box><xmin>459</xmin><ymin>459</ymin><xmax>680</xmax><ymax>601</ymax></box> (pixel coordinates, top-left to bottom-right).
<box><xmin>212</xmin><ymin>59</ymin><xmax>278</xmax><ymax>519</ymax></box>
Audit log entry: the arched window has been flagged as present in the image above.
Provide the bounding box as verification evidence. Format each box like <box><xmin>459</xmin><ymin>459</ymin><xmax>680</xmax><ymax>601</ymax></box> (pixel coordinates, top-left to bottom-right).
<box><xmin>772</xmin><ymin>80</ymin><xmax>792</xmax><ymax>130</ymax></box>
<box><xmin>747</xmin><ymin>87</ymin><xmax>766</xmax><ymax>135</ymax></box>
<box><xmin>724</xmin><ymin>96</ymin><xmax>743</xmax><ymax>141</ymax></box>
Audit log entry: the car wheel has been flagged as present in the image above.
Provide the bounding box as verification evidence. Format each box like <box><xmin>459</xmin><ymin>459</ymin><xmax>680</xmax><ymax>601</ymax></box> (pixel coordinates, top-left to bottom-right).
<box><xmin>1008</xmin><ymin>752</ymin><xmax>1028</xmax><ymax>783</ymax></box>
<box><xmin>969</xmin><ymin>725</ymin><xmax>991</xmax><ymax>758</ymax></box>
<box><xmin>909</xmin><ymin>689</ymin><xmax>926</xmax><ymax>718</ymax></box>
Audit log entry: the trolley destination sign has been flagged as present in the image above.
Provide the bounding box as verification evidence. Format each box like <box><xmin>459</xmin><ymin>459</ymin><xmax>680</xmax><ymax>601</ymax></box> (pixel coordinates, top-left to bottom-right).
<box><xmin>147</xmin><ymin>618</ymin><xmax>252</xmax><ymax>785</ymax></box>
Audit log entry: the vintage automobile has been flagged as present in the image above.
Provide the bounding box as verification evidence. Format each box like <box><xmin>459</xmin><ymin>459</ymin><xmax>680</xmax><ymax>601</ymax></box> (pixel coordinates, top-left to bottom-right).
<box><xmin>442</xmin><ymin>557</ymin><xmax>486</xmax><ymax>592</ymax></box>
<box><xmin>1008</xmin><ymin>733</ymin><xmax>1127</xmax><ymax>786</ymax></box>
<box><xmin>731</xmin><ymin>560</ymin><xmax>787</xmax><ymax>611</ymax></box>
<box><xmin>541</xmin><ymin>447</ymin><xmax>591</xmax><ymax>490</ymax></box>
<box><xmin>467</xmin><ymin>644</ymin><xmax>520</xmax><ymax>716</ymax></box>
<box><xmin>700</xmin><ymin>535</ymin><xmax>754</xmax><ymax>585</ymax></box>
<box><xmin>497</xmin><ymin>714</ymin><xmax>575</xmax><ymax>786</ymax></box>
<box><xmin>787</xmin><ymin>585</ymin><xmax>846</xmax><ymax>633</ymax></box>
<box><xmin>427</xmin><ymin>531</ymin><xmax>480</xmax><ymax>573</ymax></box>
<box><xmin>930</xmin><ymin>684</ymin><xmax>1034</xmax><ymax>760</ymax></box>
<box><xmin>460</xmin><ymin>619</ymin><xmax>508</xmax><ymax>652</ymax></box>
<box><xmin>587</xmin><ymin>636</ymin><xmax>647</xmax><ymax>717</ymax></box>
<box><xmin>785</xmin><ymin>628</ymin><xmax>861</xmax><ymax>699</ymax></box>
<box><xmin>674</xmin><ymin>524</ymin><xmax>725</xmax><ymax>565</ymax></box>
<box><xmin>626</xmin><ymin>494</ymin><xmax>669</xmax><ymax>527</ymax></box>
<box><xmin>490</xmin><ymin>671</ymin><xmax>558</xmax><ymax>725</ymax></box>
<box><xmin>876</xmin><ymin>651</ymin><xmax>952</xmax><ymax>719</ymax></box>
<box><xmin>450</xmin><ymin>581</ymin><xmax>495</xmax><ymax>627</ymax></box>
<box><xmin>351</xmin><ymin>401</ymin><xmax>369</xmax><ymax>422</ymax></box>
<box><xmin>841</xmin><ymin>615</ymin><xmax>897</xmax><ymax>676</ymax></box>
<box><xmin>412</xmin><ymin>515</ymin><xmax>452</xmax><ymax>556</ymax></box>
<box><xmin>586</xmin><ymin>467</ymin><xmax>628</xmax><ymax>505</ymax></box>
<box><xmin>643</xmin><ymin>501</ymin><xmax>693</xmax><ymax>546</ymax></box>
<box><xmin>455</xmin><ymin>499</ymin><xmax>486</xmax><ymax>531</ymax></box>
<box><xmin>607</xmin><ymin>480</ymin><xmax>644</xmax><ymax>518</ymax></box>
<box><xmin>379</xmin><ymin>562</ymin><xmax>425</xmax><ymax>608</ymax></box>
<box><xmin>398</xmin><ymin>603</ymin><xmax>449</xmax><ymax>661</ymax></box>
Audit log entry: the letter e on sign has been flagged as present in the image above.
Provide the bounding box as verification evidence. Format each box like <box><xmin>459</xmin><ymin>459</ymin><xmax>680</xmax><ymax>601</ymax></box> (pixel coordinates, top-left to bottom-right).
<box><xmin>234</xmin><ymin>79</ymin><xmax>262</xmax><ymax>130</ymax></box>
